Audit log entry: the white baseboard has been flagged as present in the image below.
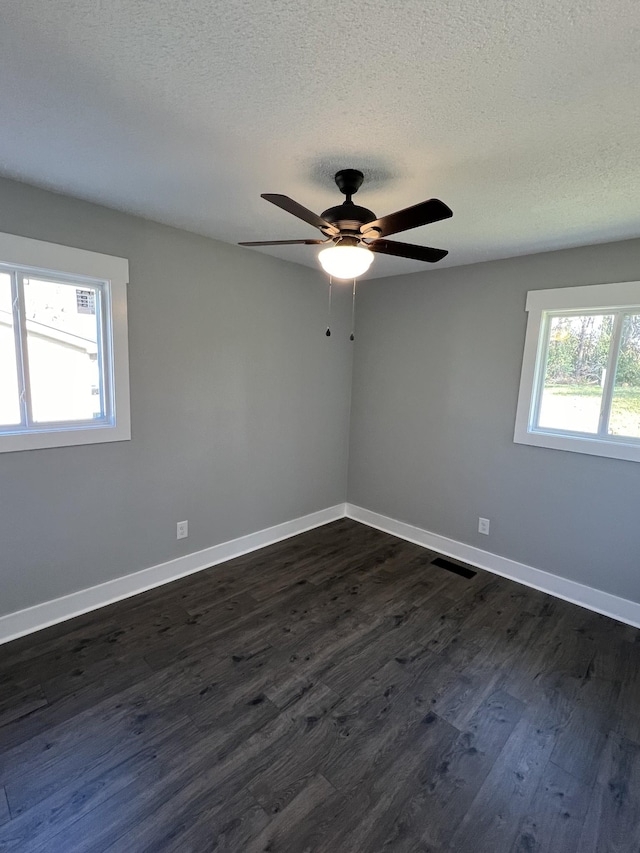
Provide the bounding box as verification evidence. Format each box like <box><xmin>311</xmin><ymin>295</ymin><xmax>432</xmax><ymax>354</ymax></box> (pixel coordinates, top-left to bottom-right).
<box><xmin>4</xmin><ymin>500</ymin><xmax>638</xmax><ymax>646</ymax></box>
<box><xmin>0</xmin><ymin>504</ymin><xmax>347</xmax><ymax>646</ymax></box>
<box><xmin>346</xmin><ymin>503</ymin><xmax>640</xmax><ymax>630</ymax></box>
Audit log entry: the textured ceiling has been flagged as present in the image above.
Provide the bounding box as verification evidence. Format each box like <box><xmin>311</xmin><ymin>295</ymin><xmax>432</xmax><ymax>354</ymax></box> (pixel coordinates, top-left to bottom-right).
<box><xmin>0</xmin><ymin>0</ymin><xmax>639</xmax><ymax>279</ymax></box>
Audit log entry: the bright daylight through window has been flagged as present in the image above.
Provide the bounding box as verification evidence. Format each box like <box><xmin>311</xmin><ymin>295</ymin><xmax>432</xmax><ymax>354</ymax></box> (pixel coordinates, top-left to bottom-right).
<box><xmin>514</xmin><ymin>281</ymin><xmax>640</xmax><ymax>463</ymax></box>
<box><xmin>0</xmin><ymin>232</ymin><xmax>130</xmax><ymax>453</ymax></box>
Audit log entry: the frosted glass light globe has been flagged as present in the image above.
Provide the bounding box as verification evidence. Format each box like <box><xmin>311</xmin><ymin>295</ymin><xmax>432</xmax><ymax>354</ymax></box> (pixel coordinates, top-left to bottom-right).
<box><xmin>318</xmin><ymin>245</ymin><xmax>374</xmax><ymax>280</ymax></box>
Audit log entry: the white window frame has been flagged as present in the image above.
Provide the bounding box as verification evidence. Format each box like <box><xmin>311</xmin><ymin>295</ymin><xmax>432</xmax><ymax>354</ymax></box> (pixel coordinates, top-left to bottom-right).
<box><xmin>514</xmin><ymin>280</ymin><xmax>640</xmax><ymax>463</ymax></box>
<box><xmin>0</xmin><ymin>232</ymin><xmax>130</xmax><ymax>453</ymax></box>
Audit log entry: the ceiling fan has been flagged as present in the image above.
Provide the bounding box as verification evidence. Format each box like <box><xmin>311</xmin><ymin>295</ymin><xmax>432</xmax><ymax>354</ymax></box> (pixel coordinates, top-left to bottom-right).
<box><xmin>239</xmin><ymin>169</ymin><xmax>453</xmax><ymax>280</ymax></box>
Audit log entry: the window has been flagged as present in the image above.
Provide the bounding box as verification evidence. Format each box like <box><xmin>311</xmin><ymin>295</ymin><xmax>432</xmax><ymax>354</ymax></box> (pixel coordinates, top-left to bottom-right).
<box><xmin>514</xmin><ymin>280</ymin><xmax>640</xmax><ymax>463</ymax></box>
<box><xmin>0</xmin><ymin>232</ymin><xmax>130</xmax><ymax>453</ymax></box>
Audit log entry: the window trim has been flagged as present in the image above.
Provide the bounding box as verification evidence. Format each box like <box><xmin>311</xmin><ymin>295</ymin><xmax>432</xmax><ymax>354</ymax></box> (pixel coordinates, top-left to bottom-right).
<box><xmin>0</xmin><ymin>232</ymin><xmax>130</xmax><ymax>453</ymax></box>
<box><xmin>514</xmin><ymin>280</ymin><xmax>640</xmax><ymax>463</ymax></box>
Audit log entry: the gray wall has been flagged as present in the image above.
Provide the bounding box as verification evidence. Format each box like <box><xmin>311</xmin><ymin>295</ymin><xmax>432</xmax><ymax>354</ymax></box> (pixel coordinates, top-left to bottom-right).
<box><xmin>4</xmin><ymin>173</ymin><xmax>640</xmax><ymax>618</ymax></box>
<box><xmin>0</xmin><ymin>177</ymin><xmax>353</xmax><ymax>616</ymax></box>
<box><xmin>348</xmin><ymin>238</ymin><xmax>640</xmax><ymax>603</ymax></box>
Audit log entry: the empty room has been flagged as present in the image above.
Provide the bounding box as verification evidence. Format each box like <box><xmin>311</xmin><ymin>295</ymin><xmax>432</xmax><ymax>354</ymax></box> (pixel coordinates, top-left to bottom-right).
<box><xmin>1</xmin><ymin>1</ymin><xmax>639</xmax><ymax>851</ymax></box>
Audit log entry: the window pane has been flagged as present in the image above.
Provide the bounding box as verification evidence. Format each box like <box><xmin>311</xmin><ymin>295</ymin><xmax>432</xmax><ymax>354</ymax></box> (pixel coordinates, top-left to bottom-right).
<box><xmin>23</xmin><ymin>278</ymin><xmax>104</xmax><ymax>423</ymax></box>
<box><xmin>537</xmin><ymin>314</ymin><xmax>613</xmax><ymax>434</ymax></box>
<box><xmin>609</xmin><ymin>314</ymin><xmax>640</xmax><ymax>439</ymax></box>
<box><xmin>0</xmin><ymin>272</ymin><xmax>21</xmax><ymax>425</ymax></box>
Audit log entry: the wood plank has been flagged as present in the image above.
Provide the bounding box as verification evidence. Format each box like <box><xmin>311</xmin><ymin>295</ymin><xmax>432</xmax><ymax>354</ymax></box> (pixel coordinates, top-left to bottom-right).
<box><xmin>0</xmin><ymin>602</ymin><xmax>191</xmax><ymax>692</ymax></box>
<box><xmin>343</xmin><ymin>688</ymin><xmax>524</xmax><ymax>852</ymax></box>
<box><xmin>613</xmin><ymin>637</ymin><xmax>640</xmax><ymax>744</ymax></box>
<box><xmin>107</xmin><ymin>783</ymin><xmax>269</xmax><ymax>853</ymax></box>
<box><xmin>0</xmin><ymin>686</ymin><xmax>48</xmax><ymax>728</ymax></box>
<box><xmin>0</xmin><ymin>715</ymin><xmax>202</xmax><ymax>853</ymax></box>
<box><xmin>448</xmin><ymin>712</ymin><xmax>559</xmax><ymax>852</ymax></box>
<box><xmin>1</xmin><ymin>665</ymin><xmax>204</xmax><ymax>816</ymax></box>
<box><xmin>431</xmin><ymin>607</ymin><xmax>538</xmax><ymax>729</ymax></box>
<box><xmin>509</xmin><ymin>762</ymin><xmax>593</xmax><ymax>853</ymax></box>
<box><xmin>40</xmin><ymin>683</ymin><xmax>340</xmax><ymax>853</ymax></box>
<box><xmin>244</xmin><ymin>774</ymin><xmax>336</xmax><ymax>853</ymax></box>
<box><xmin>0</xmin><ymin>655</ymin><xmax>155</xmax><ymax>755</ymax></box>
<box><xmin>0</xmin><ymin>786</ymin><xmax>9</xmax><ymax>826</ymax></box>
<box><xmin>159</xmin><ymin>792</ymin><xmax>268</xmax><ymax>853</ymax></box>
<box><xmin>549</xmin><ymin>675</ymin><xmax>620</xmax><ymax>786</ymax></box>
<box><xmin>416</xmin><ymin>689</ymin><xmax>525</xmax><ymax>849</ymax></box>
<box><xmin>316</xmin><ymin>712</ymin><xmax>458</xmax><ymax>852</ymax></box>
<box><xmin>578</xmin><ymin>730</ymin><xmax>640</xmax><ymax>853</ymax></box>
<box><xmin>247</xmin><ymin>656</ymin><xmax>428</xmax><ymax>813</ymax></box>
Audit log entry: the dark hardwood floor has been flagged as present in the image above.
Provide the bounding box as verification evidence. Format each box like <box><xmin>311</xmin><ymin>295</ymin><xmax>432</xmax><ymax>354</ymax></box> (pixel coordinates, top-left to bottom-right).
<box><xmin>1</xmin><ymin>518</ymin><xmax>639</xmax><ymax>852</ymax></box>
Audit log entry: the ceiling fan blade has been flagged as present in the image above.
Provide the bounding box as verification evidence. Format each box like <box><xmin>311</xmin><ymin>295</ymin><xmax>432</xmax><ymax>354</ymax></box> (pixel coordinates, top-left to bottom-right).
<box><xmin>361</xmin><ymin>198</ymin><xmax>452</xmax><ymax>238</ymax></box>
<box><xmin>262</xmin><ymin>194</ymin><xmax>340</xmax><ymax>235</ymax></box>
<box><xmin>368</xmin><ymin>238</ymin><xmax>448</xmax><ymax>263</ymax></box>
<box><xmin>239</xmin><ymin>238</ymin><xmax>329</xmax><ymax>246</ymax></box>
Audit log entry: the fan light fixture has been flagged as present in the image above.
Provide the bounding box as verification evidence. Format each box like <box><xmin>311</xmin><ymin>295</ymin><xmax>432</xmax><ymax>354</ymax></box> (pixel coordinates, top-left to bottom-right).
<box><xmin>239</xmin><ymin>168</ymin><xmax>452</xmax><ymax>287</ymax></box>
<box><xmin>318</xmin><ymin>244</ymin><xmax>374</xmax><ymax>280</ymax></box>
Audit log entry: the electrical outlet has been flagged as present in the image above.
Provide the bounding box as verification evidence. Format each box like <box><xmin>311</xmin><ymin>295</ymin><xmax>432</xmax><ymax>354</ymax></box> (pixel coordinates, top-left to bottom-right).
<box><xmin>478</xmin><ymin>517</ymin><xmax>490</xmax><ymax>535</ymax></box>
<box><xmin>177</xmin><ymin>520</ymin><xmax>188</xmax><ymax>540</ymax></box>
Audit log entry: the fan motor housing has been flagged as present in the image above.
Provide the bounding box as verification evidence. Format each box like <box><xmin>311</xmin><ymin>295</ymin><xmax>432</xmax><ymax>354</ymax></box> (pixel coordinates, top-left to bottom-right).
<box><xmin>320</xmin><ymin>203</ymin><xmax>376</xmax><ymax>232</ymax></box>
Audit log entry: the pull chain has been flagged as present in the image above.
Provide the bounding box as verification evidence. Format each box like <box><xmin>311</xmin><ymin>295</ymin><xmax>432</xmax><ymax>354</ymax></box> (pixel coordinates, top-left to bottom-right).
<box><xmin>350</xmin><ymin>278</ymin><xmax>357</xmax><ymax>341</ymax></box>
<box><xmin>326</xmin><ymin>276</ymin><xmax>333</xmax><ymax>336</ymax></box>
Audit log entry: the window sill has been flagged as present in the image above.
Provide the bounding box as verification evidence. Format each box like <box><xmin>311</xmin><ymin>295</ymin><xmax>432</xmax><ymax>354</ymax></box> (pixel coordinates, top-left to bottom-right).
<box><xmin>513</xmin><ymin>426</ymin><xmax>640</xmax><ymax>463</ymax></box>
<box><xmin>0</xmin><ymin>422</ymin><xmax>131</xmax><ymax>453</ymax></box>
